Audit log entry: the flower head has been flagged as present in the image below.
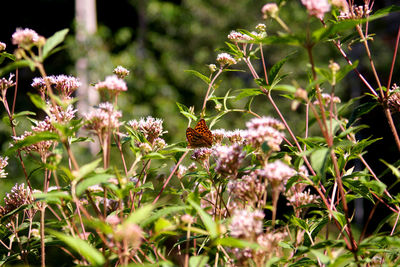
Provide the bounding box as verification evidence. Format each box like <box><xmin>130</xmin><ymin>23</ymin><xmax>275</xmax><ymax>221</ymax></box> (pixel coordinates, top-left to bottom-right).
<box><xmin>213</xmin><ymin>144</ymin><xmax>245</xmax><ymax>177</ymax></box>
<box><xmin>229</xmin><ymin>209</ymin><xmax>264</xmax><ymax>239</ymax></box>
<box><xmin>128</xmin><ymin>116</ymin><xmax>164</xmax><ymax>144</ymax></box>
<box><xmin>244</xmin><ymin>117</ymin><xmax>285</xmax><ymax>151</ymax></box>
<box><xmin>84</xmin><ymin>102</ymin><xmax>122</xmax><ymax>133</ymax></box>
<box><xmin>12</xmin><ymin>28</ymin><xmax>43</xmax><ymax>48</ymax></box>
<box><xmin>2</xmin><ymin>183</ymin><xmax>33</xmax><ymax>216</ymax></box>
<box><xmin>227</xmin><ymin>31</ymin><xmax>253</xmax><ymax>42</ymax></box>
<box><xmin>0</xmin><ymin>74</ymin><xmax>15</xmax><ymax>96</ymax></box>
<box><xmin>261</xmin><ymin>3</ymin><xmax>279</xmax><ymax>19</ymax></box>
<box><xmin>256</xmin><ymin>160</ymin><xmax>295</xmax><ymax>191</ymax></box>
<box><xmin>113</xmin><ymin>66</ymin><xmax>130</xmax><ymax>79</ymax></box>
<box><xmin>216</xmin><ymin>53</ymin><xmax>237</xmax><ymax>67</ymax></box>
<box><xmin>0</xmin><ymin>156</ymin><xmax>9</xmax><ymax>178</ymax></box>
<box><xmin>301</xmin><ymin>0</ymin><xmax>331</xmax><ymax>19</ymax></box>
<box><xmin>0</xmin><ymin>42</ymin><xmax>6</xmax><ymax>51</ymax></box>
<box><xmin>94</xmin><ymin>75</ymin><xmax>127</xmax><ymax>94</ymax></box>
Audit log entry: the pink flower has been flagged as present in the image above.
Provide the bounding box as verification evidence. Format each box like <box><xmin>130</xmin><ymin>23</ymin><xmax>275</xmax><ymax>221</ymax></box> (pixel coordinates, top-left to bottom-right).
<box><xmin>94</xmin><ymin>75</ymin><xmax>127</xmax><ymax>93</ymax></box>
<box><xmin>113</xmin><ymin>66</ymin><xmax>130</xmax><ymax>79</ymax></box>
<box><xmin>0</xmin><ymin>42</ymin><xmax>6</xmax><ymax>51</ymax></box>
<box><xmin>12</xmin><ymin>28</ymin><xmax>43</xmax><ymax>47</ymax></box>
<box><xmin>216</xmin><ymin>53</ymin><xmax>237</xmax><ymax>66</ymax></box>
<box><xmin>301</xmin><ymin>0</ymin><xmax>331</xmax><ymax>19</ymax></box>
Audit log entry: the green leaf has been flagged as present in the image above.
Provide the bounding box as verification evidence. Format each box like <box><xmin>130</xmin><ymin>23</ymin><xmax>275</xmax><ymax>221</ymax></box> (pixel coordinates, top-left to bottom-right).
<box><xmin>189</xmin><ymin>255</ymin><xmax>209</xmax><ymax>267</ymax></box>
<box><xmin>0</xmin><ymin>60</ymin><xmax>35</xmax><ymax>76</ymax></box>
<box><xmin>310</xmin><ymin>148</ymin><xmax>330</xmax><ymax>178</ymax></box>
<box><xmin>33</xmin><ymin>191</ymin><xmax>71</xmax><ymax>204</ymax></box>
<box><xmin>42</xmin><ymin>29</ymin><xmax>69</xmax><ymax>60</ymax></box>
<box><xmin>234</xmin><ymin>88</ymin><xmax>263</xmax><ymax>101</ymax></box>
<box><xmin>260</xmin><ymin>34</ymin><xmax>304</xmax><ymax>46</ymax></box>
<box><xmin>360</xmin><ymin>179</ymin><xmax>386</xmax><ymax>196</ymax></box>
<box><xmin>75</xmin><ymin>158</ymin><xmax>102</xmax><ymax>180</ymax></box>
<box><xmin>125</xmin><ymin>205</ymin><xmax>154</xmax><ymax>226</ymax></box>
<box><xmin>176</xmin><ymin>102</ymin><xmax>197</xmax><ymax>121</ymax></box>
<box><xmin>28</xmin><ymin>93</ymin><xmax>49</xmax><ymax>112</ymax></box>
<box><xmin>188</xmin><ymin>198</ymin><xmax>218</xmax><ymax>239</ymax></box>
<box><xmin>380</xmin><ymin>159</ymin><xmax>400</xmax><ymax>179</ymax></box>
<box><xmin>331</xmin><ymin>210</ymin><xmax>346</xmax><ymax>228</ymax></box>
<box><xmin>143</xmin><ymin>152</ymin><xmax>167</xmax><ymax>159</ymax></box>
<box><xmin>141</xmin><ymin>206</ymin><xmax>186</xmax><ymax>227</ymax></box>
<box><xmin>48</xmin><ymin>229</ymin><xmax>105</xmax><ymax>266</ymax></box>
<box><xmin>76</xmin><ymin>173</ymin><xmax>115</xmax><ymax>196</ymax></box>
<box><xmin>154</xmin><ymin>217</ymin><xmax>174</xmax><ymax>234</ymax></box>
<box><xmin>268</xmin><ymin>51</ymin><xmax>296</xmax><ymax>83</ymax></box>
<box><xmin>312</xmin><ymin>19</ymin><xmax>361</xmax><ymax>42</ymax></box>
<box><xmin>184</xmin><ymin>70</ymin><xmax>211</xmax><ymax>84</ymax></box>
<box><xmin>6</xmin><ymin>131</ymin><xmax>59</xmax><ymax>155</ymax></box>
<box><xmin>215</xmin><ymin>237</ymin><xmax>259</xmax><ymax>249</ymax></box>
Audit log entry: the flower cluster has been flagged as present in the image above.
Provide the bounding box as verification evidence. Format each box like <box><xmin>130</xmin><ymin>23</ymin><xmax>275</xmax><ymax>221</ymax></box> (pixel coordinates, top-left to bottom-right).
<box><xmin>213</xmin><ymin>144</ymin><xmax>245</xmax><ymax>177</ymax></box>
<box><xmin>113</xmin><ymin>66</ymin><xmax>130</xmax><ymax>79</ymax></box>
<box><xmin>191</xmin><ymin>147</ymin><xmax>213</xmax><ymax>167</ymax></box>
<box><xmin>216</xmin><ymin>53</ymin><xmax>237</xmax><ymax>67</ymax></box>
<box><xmin>0</xmin><ymin>183</ymin><xmax>34</xmax><ymax>216</ymax></box>
<box><xmin>228</xmin><ymin>175</ymin><xmax>264</xmax><ymax>206</ymax></box>
<box><xmin>338</xmin><ymin>4</ymin><xmax>371</xmax><ymax>20</ymax></box>
<box><xmin>0</xmin><ymin>74</ymin><xmax>15</xmax><ymax>93</ymax></box>
<box><xmin>0</xmin><ymin>156</ymin><xmax>8</xmax><ymax>178</ymax></box>
<box><xmin>12</xmin><ymin>28</ymin><xmax>44</xmax><ymax>48</ymax></box>
<box><xmin>227</xmin><ymin>31</ymin><xmax>253</xmax><ymax>42</ymax></box>
<box><xmin>229</xmin><ymin>209</ymin><xmax>264</xmax><ymax>239</ymax></box>
<box><xmin>94</xmin><ymin>75</ymin><xmax>127</xmax><ymax>94</ymax></box>
<box><xmin>301</xmin><ymin>0</ymin><xmax>331</xmax><ymax>19</ymax></box>
<box><xmin>261</xmin><ymin>3</ymin><xmax>279</xmax><ymax>19</ymax></box>
<box><xmin>244</xmin><ymin>116</ymin><xmax>285</xmax><ymax>151</ymax></box>
<box><xmin>388</xmin><ymin>84</ymin><xmax>400</xmax><ymax>113</ymax></box>
<box><xmin>313</xmin><ymin>93</ymin><xmax>341</xmax><ymax>107</ymax></box>
<box><xmin>31</xmin><ymin>75</ymin><xmax>81</xmax><ymax>98</ymax></box>
<box><xmin>255</xmin><ymin>160</ymin><xmax>295</xmax><ymax>191</ymax></box>
<box><xmin>84</xmin><ymin>102</ymin><xmax>122</xmax><ymax>133</ymax></box>
<box><xmin>128</xmin><ymin>116</ymin><xmax>166</xmax><ymax>149</ymax></box>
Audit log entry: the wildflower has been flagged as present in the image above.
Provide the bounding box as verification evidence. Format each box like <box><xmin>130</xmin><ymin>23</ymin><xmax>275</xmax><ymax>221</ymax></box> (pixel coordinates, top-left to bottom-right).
<box><xmin>229</xmin><ymin>209</ymin><xmax>264</xmax><ymax>239</ymax></box>
<box><xmin>244</xmin><ymin>117</ymin><xmax>285</xmax><ymax>151</ymax></box>
<box><xmin>227</xmin><ymin>31</ymin><xmax>253</xmax><ymax>42</ymax></box>
<box><xmin>106</xmin><ymin>214</ymin><xmax>121</xmax><ymax>225</ymax></box>
<box><xmin>12</xmin><ymin>28</ymin><xmax>43</xmax><ymax>47</ymax></box>
<box><xmin>0</xmin><ymin>74</ymin><xmax>15</xmax><ymax>93</ymax></box>
<box><xmin>255</xmin><ymin>23</ymin><xmax>267</xmax><ymax>32</ymax></box>
<box><xmin>256</xmin><ymin>160</ymin><xmax>295</xmax><ymax>191</ymax></box>
<box><xmin>113</xmin><ymin>66</ymin><xmax>130</xmax><ymax>79</ymax></box>
<box><xmin>191</xmin><ymin>147</ymin><xmax>212</xmax><ymax>164</ymax></box>
<box><xmin>128</xmin><ymin>116</ymin><xmax>165</xmax><ymax>144</ymax></box>
<box><xmin>115</xmin><ymin>223</ymin><xmax>143</xmax><ymax>248</ymax></box>
<box><xmin>188</xmin><ymin>162</ymin><xmax>197</xmax><ymax>172</ymax></box>
<box><xmin>139</xmin><ymin>142</ymin><xmax>152</xmax><ymax>154</ymax></box>
<box><xmin>181</xmin><ymin>214</ymin><xmax>194</xmax><ymax>224</ymax></box>
<box><xmin>208</xmin><ymin>64</ymin><xmax>217</xmax><ymax>73</ymax></box>
<box><xmin>331</xmin><ymin>0</ymin><xmax>349</xmax><ymax>12</ymax></box>
<box><xmin>53</xmin><ymin>75</ymin><xmax>81</xmax><ymax>97</ymax></box>
<box><xmin>211</xmin><ymin>129</ymin><xmax>226</xmax><ymax>144</ymax></box>
<box><xmin>0</xmin><ymin>42</ymin><xmax>6</xmax><ymax>51</ymax></box>
<box><xmin>84</xmin><ymin>102</ymin><xmax>122</xmax><ymax>133</ymax></box>
<box><xmin>176</xmin><ymin>165</ymin><xmax>188</xmax><ymax>179</ymax></box>
<box><xmin>338</xmin><ymin>4</ymin><xmax>371</xmax><ymax>20</ymax></box>
<box><xmin>228</xmin><ymin>175</ymin><xmax>264</xmax><ymax>205</ymax></box>
<box><xmin>2</xmin><ymin>183</ymin><xmax>33</xmax><ymax>215</ymax></box>
<box><xmin>286</xmin><ymin>189</ymin><xmax>319</xmax><ymax>207</ymax></box>
<box><xmin>387</xmin><ymin>84</ymin><xmax>400</xmax><ymax>113</ymax></box>
<box><xmin>0</xmin><ymin>156</ymin><xmax>8</xmax><ymax>178</ymax></box>
<box><xmin>256</xmin><ymin>231</ymin><xmax>288</xmax><ymax>258</ymax></box>
<box><xmin>226</xmin><ymin>129</ymin><xmax>246</xmax><ymax>144</ymax></box>
<box><xmin>301</xmin><ymin>0</ymin><xmax>331</xmax><ymax>19</ymax></box>
<box><xmin>313</xmin><ymin>93</ymin><xmax>341</xmax><ymax>107</ymax></box>
<box><xmin>261</xmin><ymin>3</ymin><xmax>279</xmax><ymax>19</ymax></box>
<box><xmin>216</xmin><ymin>53</ymin><xmax>237</xmax><ymax>67</ymax></box>
<box><xmin>329</xmin><ymin>61</ymin><xmax>340</xmax><ymax>73</ymax></box>
<box><xmin>94</xmin><ymin>75</ymin><xmax>127</xmax><ymax>94</ymax></box>
<box><xmin>153</xmin><ymin>137</ymin><xmax>167</xmax><ymax>150</ymax></box>
<box><xmin>213</xmin><ymin>144</ymin><xmax>245</xmax><ymax>177</ymax></box>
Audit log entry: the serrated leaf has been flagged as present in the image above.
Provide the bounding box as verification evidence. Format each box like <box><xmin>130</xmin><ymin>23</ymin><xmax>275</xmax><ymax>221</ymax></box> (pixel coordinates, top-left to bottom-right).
<box><xmin>42</xmin><ymin>29</ymin><xmax>69</xmax><ymax>60</ymax></box>
<box><xmin>7</xmin><ymin>131</ymin><xmax>59</xmax><ymax>155</ymax></box>
<box><xmin>268</xmin><ymin>51</ymin><xmax>296</xmax><ymax>83</ymax></box>
<box><xmin>75</xmin><ymin>158</ymin><xmax>102</xmax><ymax>180</ymax></box>
<box><xmin>215</xmin><ymin>237</ymin><xmax>259</xmax><ymax>249</ymax></box>
<box><xmin>125</xmin><ymin>205</ymin><xmax>153</xmax><ymax>226</ymax></box>
<box><xmin>310</xmin><ymin>148</ymin><xmax>329</xmax><ymax>177</ymax></box>
<box><xmin>48</xmin><ymin>229</ymin><xmax>105</xmax><ymax>266</ymax></box>
<box><xmin>331</xmin><ymin>210</ymin><xmax>346</xmax><ymax>228</ymax></box>
<box><xmin>0</xmin><ymin>60</ymin><xmax>35</xmax><ymax>76</ymax></box>
<box><xmin>28</xmin><ymin>92</ymin><xmax>48</xmax><ymax>111</ymax></box>
<box><xmin>141</xmin><ymin>206</ymin><xmax>187</xmax><ymax>227</ymax></box>
<box><xmin>234</xmin><ymin>88</ymin><xmax>263</xmax><ymax>101</ymax></box>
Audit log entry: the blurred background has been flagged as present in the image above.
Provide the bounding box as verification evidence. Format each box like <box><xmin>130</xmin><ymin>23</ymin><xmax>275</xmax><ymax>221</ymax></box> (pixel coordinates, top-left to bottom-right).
<box><xmin>0</xmin><ymin>0</ymin><xmax>399</xmax><ymax>232</ymax></box>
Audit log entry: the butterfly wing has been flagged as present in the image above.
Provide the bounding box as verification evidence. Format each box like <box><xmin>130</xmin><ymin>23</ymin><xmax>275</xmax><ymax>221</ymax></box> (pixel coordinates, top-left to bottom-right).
<box><xmin>193</xmin><ymin>119</ymin><xmax>213</xmax><ymax>147</ymax></box>
<box><xmin>186</xmin><ymin>127</ymin><xmax>207</xmax><ymax>147</ymax></box>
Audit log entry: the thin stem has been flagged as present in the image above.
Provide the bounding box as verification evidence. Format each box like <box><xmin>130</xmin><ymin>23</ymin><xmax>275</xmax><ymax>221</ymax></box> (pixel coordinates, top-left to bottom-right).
<box><xmin>152</xmin><ymin>150</ymin><xmax>189</xmax><ymax>205</ymax></box>
<box><xmin>201</xmin><ymin>69</ymin><xmax>223</xmax><ymax>117</ymax></box>
<box><xmin>386</xmin><ymin>26</ymin><xmax>400</xmax><ymax>96</ymax></box>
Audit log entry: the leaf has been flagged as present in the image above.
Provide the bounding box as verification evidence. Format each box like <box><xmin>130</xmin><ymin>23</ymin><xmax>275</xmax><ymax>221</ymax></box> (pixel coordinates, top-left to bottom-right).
<box><xmin>188</xmin><ymin>198</ymin><xmax>218</xmax><ymax>239</ymax></box>
<box><xmin>185</xmin><ymin>70</ymin><xmax>211</xmax><ymax>84</ymax></box>
<box><xmin>234</xmin><ymin>88</ymin><xmax>263</xmax><ymax>101</ymax></box>
<box><xmin>310</xmin><ymin>148</ymin><xmax>330</xmax><ymax>178</ymax></box>
<box><xmin>189</xmin><ymin>255</ymin><xmax>209</xmax><ymax>267</ymax></box>
<box><xmin>125</xmin><ymin>205</ymin><xmax>154</xmax><ymax>226</ymax></box>
<box><xmin>6</xmin><ymin>131</ymin><xmax>59</xmax><ymax>155</ymax></box>
<box><xmin>380</xmin><ymin>159</ymin><xmax>400</xmax><ymax>179</ymax></box>
<box><xmin>268</xmin><ymin>51</ymin><xmax>296</xmax><ymax>83</ymax></box>
<box><xmin>260</xmin><ymin>34</ymin><xmax>304</xmax><ymax>46</ymax></box>
<box><xmin>42</xmin><ymin>29</ymin><xmax>69</xmax><ymax>60</ymax></box>
<box><xmin>76</xmin><ymin>173</ymin><xmax>115</xmax><ymax>196</ymax></box>
<box><xmin>75</xmin><ymin>158</ymin><xmax>102</xmax><ymax>180</ymax></box>
<box><xmin>141</xmin><ymin>206</ymin><xmax>186</xmax><ymax>227</ymax></box>
<box><xmin>48</xmin><ymin>230</ymin><xmax>105</xmax><ymax>266</ymax></box>
<box><xmin>28</xmin><ymin>93</ymin><xmax>49</xmax><ymax>111</ymax></box>
<box><xmin>33</xmin><ymin>191</ymin><xmax>71</xmax><ymax>204</ymax></box>
<box><xmin>331</xmin><ymin>210</ymin><xmax>346</xmax><ymax>228</ymax></box>
<box><xmin>215</xmin><ymin>237</ymin><xmax>259</xmax><ymax>249</ymax></box>
<box><xmin>0</xmin><ymin>60</ymin><xmax>35</xmax><ymax>76</ymax></box>
<box><xmin>176</xmin><ymin>102</ymin><xmax>197</xmax><ymax>121</ymax></box>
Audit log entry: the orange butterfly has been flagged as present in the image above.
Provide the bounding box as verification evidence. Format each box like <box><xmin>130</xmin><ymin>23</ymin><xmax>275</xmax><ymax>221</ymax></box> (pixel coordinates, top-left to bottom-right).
<box><xmin>186</xmin><ymin>119</ymin><xmax>213</xmax><ymax>148</ymax></box>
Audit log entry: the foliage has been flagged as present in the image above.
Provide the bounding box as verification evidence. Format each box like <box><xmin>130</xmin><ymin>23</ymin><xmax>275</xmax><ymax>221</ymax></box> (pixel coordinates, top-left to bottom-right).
<box><xmin>0</xmin><ymin>1</ymin><xmax>400</xmax><ymax>266</ymax></box>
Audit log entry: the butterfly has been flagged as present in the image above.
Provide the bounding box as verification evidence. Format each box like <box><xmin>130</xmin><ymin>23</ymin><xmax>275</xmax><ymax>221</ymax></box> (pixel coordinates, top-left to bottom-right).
<box><xmin>186</xmin><ymin>119</ymin><xmax>213</xmax><ymax>148</ymax></box>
